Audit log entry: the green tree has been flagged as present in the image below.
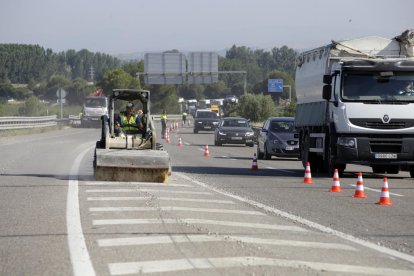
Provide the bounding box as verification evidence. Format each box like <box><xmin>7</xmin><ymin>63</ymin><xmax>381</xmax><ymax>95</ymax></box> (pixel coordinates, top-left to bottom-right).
<box><xmin>99</xmin><ymin>68</ymin><xmax>140</xmax><ymax>94</ymax></box>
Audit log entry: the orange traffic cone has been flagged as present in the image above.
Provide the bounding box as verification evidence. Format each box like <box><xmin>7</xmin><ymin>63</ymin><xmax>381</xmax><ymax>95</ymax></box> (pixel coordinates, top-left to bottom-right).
<box><xmin>330</xmin><ymin>169</ymin><xmax>342</xmax><ymax>192</ymax></box>
<box><xmin>376</xmin><ymin>178</ymin><xmax>393</xmax><ymax>206</ymax></box>
<box><xmin>251</xmin><ymin>153</ymin><xmax>258</xmax><ymax>170</ymax></box>
<box><xmin>177</xmin><ymin>137</ymin><xmax>183</xmax><ymax>147</ymax></box>
<box><xmin>353</xmin><ymin>172</ymin><xmax>367</xmax><ymax>198</ymax></box>
<box><xmin>303</xmin><ymin>162</ymin><xmax>313</xmax><ymax>184</ymax></box>
<box><xmin>204</xmin><ymin>144</ymin><xmax>210</xmax><ymax>157</ymax></box>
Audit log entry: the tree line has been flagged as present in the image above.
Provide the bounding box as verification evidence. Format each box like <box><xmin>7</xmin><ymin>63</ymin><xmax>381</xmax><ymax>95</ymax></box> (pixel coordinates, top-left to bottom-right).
<box><xmin>0</xmin><ymin>43</ymin><xmax>299</xmax><ymax>121</ymax></box>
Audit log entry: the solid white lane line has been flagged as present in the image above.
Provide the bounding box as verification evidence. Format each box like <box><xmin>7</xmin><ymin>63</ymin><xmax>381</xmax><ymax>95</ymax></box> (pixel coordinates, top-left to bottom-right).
<box><xmin>82</xmin><ymin>181</ymin><xmax>192</xmax><ymax>187</ymax></box>
<box><xmin>108</xmin><ymin>256</ymin><xmax>414</xmax><ymax>275</ymax></box>
<box><xmin>89</xmin><ymin>206</ymin><xmax>264</xmax><ymax>215</ymax></box>
<box><xmin>97</xmin><ymin>234</ymin><xmax>355</xmax><ymax>251</ymax></box>
<box><xmin>265</xmin><ymin>167</ymin><xmax>295</xmax><ymax>174</ymax></box>
<box><xmin>349</xmin><ymin>184</ymin><xmax>404</xmax><ymax>197</ymax></box>
<box><xmin>177</xmin><ymin>172</ymin><xmax>414</xmax><ymax>265</ymax></box>
<box><xmin>67</xmin><ymin>146</ymin><xmax>96</xmax><ymax>276</ymax></box>
<box><xmin>87</xmin><ymin>197</ymin><xmax>234</xmax><ymax>204</ymax></box>
<box><xmin>85</xmin><ymin>189</ymin><xmax>211</xmax><ymax>195</ymax></box>
<box><xmin>93</xmin><ymin>218</ymin><xmax>306</xmax><ymax>232</ymax></box>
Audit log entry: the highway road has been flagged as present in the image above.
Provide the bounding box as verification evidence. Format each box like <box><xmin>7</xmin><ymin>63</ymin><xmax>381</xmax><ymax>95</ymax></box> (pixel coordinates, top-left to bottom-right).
<box><xmin>1</xmin><ymin>124</ymin><xmax>414</xmax><ymax>275</ymax></box>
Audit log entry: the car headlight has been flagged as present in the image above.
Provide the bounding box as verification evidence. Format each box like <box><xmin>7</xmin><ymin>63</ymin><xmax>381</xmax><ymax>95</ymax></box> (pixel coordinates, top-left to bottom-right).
<box><xmin>245</xmin><ymin>131</ymin><xmax>254</xmax><ymax>136</ymax></box>
<box><xmin>197</xmin><ymin>121</ymin><xmax>202</xmax><ymax>124</ymax></box>
<box><xmin>213</xmin><ymin>122</ymin><xmax>219</xmax><ymax>125</ymax></box>
<box><xmin>338</xmin><ymin>137</ymin><xmax>356</xmax><ymax>148</ymax></box>
<box><xmin>218</xmin><ymin>130</ymin><xmax>227</xmax><ymax>136</ymax></box>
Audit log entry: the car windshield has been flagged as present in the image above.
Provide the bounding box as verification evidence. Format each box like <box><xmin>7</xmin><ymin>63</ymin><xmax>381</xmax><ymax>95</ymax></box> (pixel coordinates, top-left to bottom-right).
<box><xmin>270</xmin><ymin>121</ymin><xmax>294</xmax><ymax>132</ymax></box>
<box><xmin>222</xmin><ymin>120</ymin><xmax>248</xmax><ymax>127</ymax></box>
<box><xmin>197</xmin><ymin>112</ymin><xmax>217</xmax><ymax>118</ymax></box>
<box><xmin>341</xmin><ymin>72</ymin><xmax>414</xmax><ymax>103</ymax></box>
<box><xmin>85</xmin><ymin>98</ymin><xmax>107</xmax><ymax>108</ymax></box>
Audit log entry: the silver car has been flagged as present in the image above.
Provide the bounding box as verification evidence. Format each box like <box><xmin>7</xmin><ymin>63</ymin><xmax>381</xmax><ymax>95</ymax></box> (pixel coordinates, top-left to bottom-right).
<box><xmin>257</xmin><ymin>117</ymin><xmax>299</xmax><ymax>159</ymax></box>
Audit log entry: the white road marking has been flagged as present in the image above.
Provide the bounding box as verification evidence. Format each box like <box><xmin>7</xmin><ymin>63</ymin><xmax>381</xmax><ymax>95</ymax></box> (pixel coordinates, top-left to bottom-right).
<box><xmin>82</xmin><ymin>181</ymin><xmax>191</xmax><ymax>187</ymax></box>
<box><xmin>93</xmin><ymin>218</ymin><xmax>306</xmax><ymax>232</ymax></box>
<box><xmin>89</xmin><ymin>206</ymin><xmax>264</xmax><ymax>215</ymax></box>
<box><xmin>184</xmin><ymin>142</ymin><xmax>191</xmax><ymax>146</ymax></box>
<box><xmin>85</xmin><ymin>189</ymin><xmax>211</xmax><ymax>195</ymax></box>
<box><xmin>349</xmin><ymin>184</ymin><xmax>404</xmax><ymax>197</ymax></box>
<box><xmin>67</xmin><ymin>146</ymin><xmax>96</xmax><ymax>276</ymax></box>
<box><xmin>108</xmin><ymin>256</ymin><xmax>414</xmax><ymax>275</ymax></box>
<box><xmin>87</xmin><ymin>197</ymin><xmax>234</xmax><ymax>204</ymax></box>
<box><xmin>97</xmin><ymin>234</ymin><xmax>355</xmax><ymax>251</ymax></box>
<box><xmin>176</xmin><ymin>172</ymin><xmax>414</xmax><ymax>265</ymax></box>
<box><xmin>265</xmin><ymin>167</ymin><xmax>295</xmax><ymax>174</ymax></box>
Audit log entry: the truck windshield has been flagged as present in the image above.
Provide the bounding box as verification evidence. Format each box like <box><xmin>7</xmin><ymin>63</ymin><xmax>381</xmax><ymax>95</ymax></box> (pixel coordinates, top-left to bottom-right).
<box><xmin>85</xmin><ymin>98</ymin><xmax>107</xmax><ymax>107</ymax></box>
<box><xmin>341</xmin><ymin>72</ymin><xmax>414</xmax><ymax>103</ymax></box>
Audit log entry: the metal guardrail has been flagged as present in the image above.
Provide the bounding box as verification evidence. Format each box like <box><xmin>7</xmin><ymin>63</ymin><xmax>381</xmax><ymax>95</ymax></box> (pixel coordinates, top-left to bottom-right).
<box><xmin>0</xmin><ymin>114</ymin><xmax>187</xmax><ymax>130</ymax></box>
<box><xmin>0</xmin><ymin>115</ymin><xmax>58</xmax><ymax>130</ymax></box>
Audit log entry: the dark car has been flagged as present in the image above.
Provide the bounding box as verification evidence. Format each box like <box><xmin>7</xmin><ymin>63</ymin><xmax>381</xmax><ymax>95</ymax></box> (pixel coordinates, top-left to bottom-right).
<box><xmin>193</xmin><ymin>109</ymin><xmax>220</xmax><ymax>134</ymax></box>
<box><xmin>214</xmin><ymin>117</ymin><xmax>255</xmax><ymax>147</ymax></box>
<box><xmin>257</xmin><ymin>117</ymin><xmax>299</xmax><ymax>159</ymax></box>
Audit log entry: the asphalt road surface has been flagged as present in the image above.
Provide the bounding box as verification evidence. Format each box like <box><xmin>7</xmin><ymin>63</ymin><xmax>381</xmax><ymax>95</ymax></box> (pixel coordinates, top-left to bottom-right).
<box><xmin>1</xmin><ymin>124</ymin><xmax>414</xmax><ymax>275</ymax></box>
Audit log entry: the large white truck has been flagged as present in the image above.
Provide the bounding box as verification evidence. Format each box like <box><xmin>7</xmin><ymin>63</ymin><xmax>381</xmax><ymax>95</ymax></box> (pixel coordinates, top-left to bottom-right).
<box><xmin>295</xmin><ymin>29</ymin><xmax>414</xmax><ymax>176</ymax></box>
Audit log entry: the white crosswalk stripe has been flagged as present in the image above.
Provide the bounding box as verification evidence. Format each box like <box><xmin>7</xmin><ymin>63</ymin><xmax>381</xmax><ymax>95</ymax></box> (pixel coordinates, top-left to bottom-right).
<box><xmin>108</xmin><ymin>257</ymin><xmax>414</xmax><ymax>275</ymax></box>
<box><xmin>93</xmin><ymin>218</ymin><xmax>307</xmax><ymax>232</ymax></box>
<box><xmin>89</xmin><ymin>206</ymin><xmax>264</xmax><ymax>215</ymax></box>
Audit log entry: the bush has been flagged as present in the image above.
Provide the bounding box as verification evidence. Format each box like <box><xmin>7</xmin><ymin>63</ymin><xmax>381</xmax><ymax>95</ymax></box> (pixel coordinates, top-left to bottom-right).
<box><xmin>237</xmin><ymin>94</ymin><xmax>276</xmax><ymax>122</ymax></box>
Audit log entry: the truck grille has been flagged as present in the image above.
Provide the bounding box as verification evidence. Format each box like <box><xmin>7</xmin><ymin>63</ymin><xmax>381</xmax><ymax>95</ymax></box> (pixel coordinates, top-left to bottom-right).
<box><xmin>349</xmin><ymin>118</ymin><xmax>414</xmax><ymax>129</ymax></box>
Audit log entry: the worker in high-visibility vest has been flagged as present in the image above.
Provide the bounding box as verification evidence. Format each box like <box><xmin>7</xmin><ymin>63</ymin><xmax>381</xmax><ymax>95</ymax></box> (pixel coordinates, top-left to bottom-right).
<box><xmin>161</xmin><ymin>109</ymin><xmax>167</xmax><ymax>139</ymax></box>
<box><xmin>115</xmin><ymin>102</ymin><xmax>143</xmax><ymax>137</ymax></box>
<box><xmin>182</xmin><ymin>111</ymin><xmax>188</xmax><ymax>125</ymax></box>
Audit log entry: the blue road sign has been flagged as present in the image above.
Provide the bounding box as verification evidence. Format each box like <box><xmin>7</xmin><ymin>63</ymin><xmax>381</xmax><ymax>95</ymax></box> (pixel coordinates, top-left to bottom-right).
<box><xmin>268</xmin><ymin>79</ymin><xmax>284</xmax><ymax>93</ymax></box>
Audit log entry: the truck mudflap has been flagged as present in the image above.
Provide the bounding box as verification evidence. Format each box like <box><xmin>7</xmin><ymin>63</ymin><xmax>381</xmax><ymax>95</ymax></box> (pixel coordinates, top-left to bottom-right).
<box><xmin>95</xmin><ymin>148</ymin><xmax>171</xmax><ymax>183</ymax></box>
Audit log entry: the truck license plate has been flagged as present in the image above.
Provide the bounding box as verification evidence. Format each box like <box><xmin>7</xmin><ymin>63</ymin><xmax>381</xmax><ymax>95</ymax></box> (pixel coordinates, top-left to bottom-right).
<box><xmin>375</xmin><ymin>153</ymin><xmax>397</xmax><ymax>159</ymax></box>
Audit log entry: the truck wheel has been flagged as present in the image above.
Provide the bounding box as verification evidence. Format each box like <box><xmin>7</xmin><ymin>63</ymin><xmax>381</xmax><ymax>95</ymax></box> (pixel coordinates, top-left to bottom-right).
<box><xmin>410</xmin><ymin>166</ymin><xmax>414</xmax><ymax>178</ymax></box>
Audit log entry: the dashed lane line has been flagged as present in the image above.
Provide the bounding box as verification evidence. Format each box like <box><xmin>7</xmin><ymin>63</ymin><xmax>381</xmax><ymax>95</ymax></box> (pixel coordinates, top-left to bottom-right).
<box><xmin>87</xmin><ymin>197</ymin><xmax>234</xmax><ymax>204</ymax></box>
<box><xmin>89</xmin><ymin>206</ymin><xmax>264</xmax><ymax>215</ymax></box>
<box><xmin>92</xmin><ymin>218</ymin><xmax>307</xmax><ymax>232</ymax></box>
<box><xmin>108</xmin><ymin>256</ymin><xmax>414</xmax><ymax>275</ymax></box>
<box><xmin>85</xmin><ymin>189</ymin><xmax>212</xmax><ymax>195</ymax></box>
<box><xmin>97</xmin><ymin>234</ymin><xmax>356</xmax><ymax>251</ymax></box>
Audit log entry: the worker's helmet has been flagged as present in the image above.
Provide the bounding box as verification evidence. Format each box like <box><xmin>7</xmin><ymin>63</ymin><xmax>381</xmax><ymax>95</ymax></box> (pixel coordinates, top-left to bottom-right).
<box><xmin>127</xmin><ymin>102</ymin><xmax>134</xmax><ymax>108</ymax></box>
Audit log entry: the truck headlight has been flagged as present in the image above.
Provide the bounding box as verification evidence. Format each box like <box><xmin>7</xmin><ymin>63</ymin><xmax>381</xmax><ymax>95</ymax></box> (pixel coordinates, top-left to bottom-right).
<box><xmin>218</xmin><ymin>131</ymin><xmax>227</xmax><ymax>136</ymax></box>
<box><xmin>245</xmin><ymin>131</ymin><xmax>254</xmax><ymax>136</ymax></box>
<box><xmin>338</xmin><ymin>137</ymin><xmax>356</xmax><ymax>148</ymax></box>
<box><xmin>213</xmin><ymin>122</ymin><xmax>219</xmax><ymax>125</ymax></box>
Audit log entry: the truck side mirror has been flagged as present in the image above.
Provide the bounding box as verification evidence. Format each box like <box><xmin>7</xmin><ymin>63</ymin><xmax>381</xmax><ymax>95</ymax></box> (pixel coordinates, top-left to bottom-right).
<box><xmin>322</xmin><ymin>85</ymin><xmax>332</xmax><ymax>100</ymax></box>
<box><xmin>323</xmin><ymin>74</ymin><xmax>332</xmax><ymax>84</ymax></box>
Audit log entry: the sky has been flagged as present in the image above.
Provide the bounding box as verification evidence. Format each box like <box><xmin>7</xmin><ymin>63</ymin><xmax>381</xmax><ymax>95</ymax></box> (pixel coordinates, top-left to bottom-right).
<box><xmin>1</xmin><ymin>0</ymin><xmax>413</xmax><ymax>56</ymax></box>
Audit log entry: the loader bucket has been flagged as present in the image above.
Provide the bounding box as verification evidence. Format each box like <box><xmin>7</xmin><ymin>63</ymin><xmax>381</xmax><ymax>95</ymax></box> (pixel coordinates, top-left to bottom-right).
<box><xmin>95</xmin><ymin>148</ymin><xmax>171</xmax><ymax>183</ymax></box>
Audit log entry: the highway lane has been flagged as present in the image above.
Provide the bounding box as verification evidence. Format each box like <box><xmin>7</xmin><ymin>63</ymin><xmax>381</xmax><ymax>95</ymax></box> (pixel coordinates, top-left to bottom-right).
<box><xmin>168</xmin><ymin>123</ymin><xmax>414</xmax><ymax>256</ymax></box>
<box><xmin>1</xmin><ymin>125</ymin><xmax>414</xmax><ymax>275</ymax></box>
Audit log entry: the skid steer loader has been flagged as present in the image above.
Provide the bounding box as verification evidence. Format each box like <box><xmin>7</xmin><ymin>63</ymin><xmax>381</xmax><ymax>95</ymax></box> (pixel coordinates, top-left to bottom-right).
<box><xmin>94</xmin><ymin>89</ymin><xmax>171</xmax><ymax>182</ymax></box>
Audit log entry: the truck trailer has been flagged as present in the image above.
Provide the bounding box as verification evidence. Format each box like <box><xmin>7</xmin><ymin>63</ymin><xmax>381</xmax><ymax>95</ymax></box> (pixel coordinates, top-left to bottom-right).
<box><xmin>295</xmin><ymin>29</ymin><xmax>414</xmax><ymax>176</ymax></box>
